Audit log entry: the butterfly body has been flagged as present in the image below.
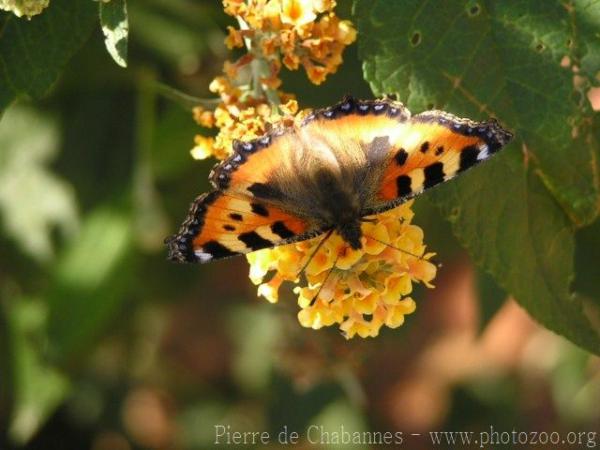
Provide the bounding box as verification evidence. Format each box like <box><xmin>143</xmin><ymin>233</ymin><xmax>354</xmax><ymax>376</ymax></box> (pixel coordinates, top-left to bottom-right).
<box><xmin>167</xmin><ymin>96</ymin><xmax>512</xmax><ymax>263</ymax></box>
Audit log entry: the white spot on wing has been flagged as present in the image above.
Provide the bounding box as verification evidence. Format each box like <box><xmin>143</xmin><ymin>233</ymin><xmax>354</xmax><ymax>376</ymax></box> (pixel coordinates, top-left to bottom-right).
<box><xmin>477</xmin><ymin>144</ymin><xmax>489</xmax><ymax>161</ymax></box>
<box><xmin>195</xmin><ymin>250</ymin><xmax>213</xmax><ymax>262</ymax></box>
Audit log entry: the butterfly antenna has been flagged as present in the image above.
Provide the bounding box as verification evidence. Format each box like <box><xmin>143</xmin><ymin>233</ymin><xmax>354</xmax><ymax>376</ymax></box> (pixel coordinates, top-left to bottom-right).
<box><xmin>308</xmin><ymin>253</ymin><xmax>340</xmax><ymax>307</ymax></box>
<box><xmin>363</xmin><ymin>234</ymin><xmax>441</xmax><ymax>267</ymax></box>
<box><xmin>295</xmin><ymin>228</ymin><xmax>335</xmax><ymax>280</ymax></box>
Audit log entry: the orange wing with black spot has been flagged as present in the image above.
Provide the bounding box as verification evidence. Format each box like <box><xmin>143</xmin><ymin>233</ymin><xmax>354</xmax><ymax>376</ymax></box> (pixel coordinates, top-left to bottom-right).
<box><xmin>166</xmin><ymin>189</ymin><xmax>323</xmax><ymax>263</ymax></box>
<box><xmin>366</xmin><ymin>109</ymin><xmax>513</xmax><ymax>214</ymax></box>
<box><xmin>167</xmin><ymin>120</ymin><xmax>331</xmax><ymax>263</ymax></box>
<box><xmin>208</xmin><ymin>130</ymin><xmax>296</xmax><ymax>195</ymax></box>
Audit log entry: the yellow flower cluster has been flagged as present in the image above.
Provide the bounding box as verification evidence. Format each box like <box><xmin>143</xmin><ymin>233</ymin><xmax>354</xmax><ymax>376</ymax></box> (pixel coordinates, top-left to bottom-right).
<box><xmin>247</xmin><ymin>202</ymin><xmax>437</xmax><ymax>338</ymax></box>
<box><xmin>223</xmin><ymin>0</ymin><xmax>356</xmax><ymax>85</ymax></box>
<box><xmin>191</xmin><ymin>76</ymin><xmax>298</xmax><ymax>161</ymax></box>
<box><xmin>0</xmin><ymin>0</ymin><xmax>49</xmax><ymax>18</ymax></box>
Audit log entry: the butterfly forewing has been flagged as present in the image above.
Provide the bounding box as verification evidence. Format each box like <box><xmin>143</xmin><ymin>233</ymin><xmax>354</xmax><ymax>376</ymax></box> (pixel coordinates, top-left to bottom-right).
<box><xmin>297</xmin><ymin>97</ymin><xmax>512</xmax><ymax>216</ymax></box>
<box><xmin>365</xmin><ymin>111</ymin><xmax>512</xmax><ymax>214</ymax></box>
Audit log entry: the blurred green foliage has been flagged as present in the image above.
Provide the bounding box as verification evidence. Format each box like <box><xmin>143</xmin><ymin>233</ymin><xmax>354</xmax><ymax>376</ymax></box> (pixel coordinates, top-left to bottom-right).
<box><xmin>0</xmin><ymin>107</ymin><xmax>78</xmax><ymax>261</ymax></box>
<box><xmin>0</xmin><ymin>1</ymin><xmax>599</xmax><ymax>449</ymax></box>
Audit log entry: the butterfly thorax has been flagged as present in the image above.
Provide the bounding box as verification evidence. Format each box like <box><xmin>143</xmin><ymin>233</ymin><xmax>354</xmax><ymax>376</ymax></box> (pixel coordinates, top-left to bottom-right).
<box><xmin>302</xmin><ymin>167</ymin><xmax>364</xmax><ymax>249</ymax></box>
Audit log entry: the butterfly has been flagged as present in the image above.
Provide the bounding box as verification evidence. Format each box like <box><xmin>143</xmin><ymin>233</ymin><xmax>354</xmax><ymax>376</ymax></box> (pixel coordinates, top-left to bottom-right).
<box><xmin>166</xmin><ymin>96</ymin><xmax>513</xmax><ymax>263</ymax></box>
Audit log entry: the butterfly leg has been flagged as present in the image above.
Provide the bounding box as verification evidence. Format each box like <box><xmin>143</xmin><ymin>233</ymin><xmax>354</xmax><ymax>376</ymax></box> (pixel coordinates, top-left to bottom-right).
<box><xmin>308</xmin><ymin>253</ymin><xmax>340</xmax><ymax>307</ymax></box>
<box><xmin>362</xmin><ymin>233</ymin><xmax>440</xmax><ymax>267</ymax></box>
<box><xmin>359</xmin><ymin>217</ymin><xmax>378</xmax><ymax>224</ymax></box>
<box><xmin>295</xmin><ymin>228</ymin><xmax>335</xmax><ymax>280</ymax></box>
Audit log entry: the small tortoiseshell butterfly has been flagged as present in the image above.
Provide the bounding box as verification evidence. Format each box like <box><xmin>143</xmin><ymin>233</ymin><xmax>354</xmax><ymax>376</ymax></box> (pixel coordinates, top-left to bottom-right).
<box><xmin>166</xmin><ymin>96</ymin><xmax>512</xmax><ymax>263</ymax></box>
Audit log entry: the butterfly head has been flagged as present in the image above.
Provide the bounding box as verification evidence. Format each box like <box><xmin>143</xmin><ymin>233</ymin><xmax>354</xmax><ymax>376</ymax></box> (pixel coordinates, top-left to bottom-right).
<box><xmin>336</xmin><ymin>221</ymin><xmax>363</xmax><ymax>250</ymax></box>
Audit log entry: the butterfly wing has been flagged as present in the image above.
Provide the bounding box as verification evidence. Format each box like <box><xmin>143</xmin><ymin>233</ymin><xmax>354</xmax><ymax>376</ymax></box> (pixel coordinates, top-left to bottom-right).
<box><xmin>299</xmin><ymin>97</ymin><xmax>513</xmax><ymax>216</ymax></box>
<box><xmin>368</xmin><ymin>110</ymin><xmax>513</xmax><ymax>214</ymax></box>
<box><xmin>166</xmin><ymin>189</ymin><xmax>325</xmax><ymax>263</ymax></box>
<box><xmin>166</xmin><ymin>132</ymin><xmax>326</xmax><ymax>263</ymax></box>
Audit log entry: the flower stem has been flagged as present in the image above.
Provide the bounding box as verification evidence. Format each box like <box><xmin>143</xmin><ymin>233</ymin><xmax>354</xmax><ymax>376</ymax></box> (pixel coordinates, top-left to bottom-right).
<box><xmin>153</xmin><ymin>82</ymin><xmax>220</xmax><ymax>111</ymax></box>
<box><xmin>237</xmin><ymin>15</ymin><xmax>281</xmax><ymax>113</ymax></box>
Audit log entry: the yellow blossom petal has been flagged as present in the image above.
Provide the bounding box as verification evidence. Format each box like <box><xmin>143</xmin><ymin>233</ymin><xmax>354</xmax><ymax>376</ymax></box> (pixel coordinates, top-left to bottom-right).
<box><xmin>304</xmin><ymin>246</ymin><xmax>334</xmax><ymax>276</ymax></box>
<box><xmin>247</xmin><ymin>249</ymin><xmax>275</xmax><ymax>284</ymax></box>
<box><xmin>280</xmin><ymin>98</ymin><xmax>299</xmax><ymax>115</ymax></box>
<box><xmin>353</xmin><ymin>292</ymin><xmax>378</xmax><ymax>315</ymax></box>
<box><xmin>345</xmin><ymin>274</ymin><xmax>372</xmax><ymax>299</ymax></box>
<box><xmin>335</xmin><ymin>243</ymin><xmax>363</xmax><ymax>270</ymax></box>
<box><xmin>280</xmin><ymin>0</ymin><xmax>317</xmax><ymax>26</ymax></box>
<box><xmin>0</xmin><ymin>0</ymin><xmax>49</xmax><ymax>18</ymax></box>
<box><xmin>313</xmin><ymin>0</ymin><xmax>336</xmax><ymax>13</ymax></box>
<box><xmin>361</xmin><ymin>222</ymin><xmax>390</xmax><ymax>255</ymax></box>
<box><xmin>408</xmin><ymin>259</ymin><xmax>437</xmax><ymax>287</ymax></box>
<box><xmin>385</xmin><ymin>298</ymin><xmax>417</xmax><ymax>328</ymax></box>
<box><xmin>381</xmin><ymin>274</ymin><xmax>412</xmax><ymax>304</ymax></box>
<box><xmin>225</xmin><ymin>26</ymin><xmax>245</xmax><ymax>49</ymax></box>
<box><xmin>257</xmin><ymin>275</ymin><xmax>284</xmax><ymax>303</ymax></box>
<box><xmin>190</xmin><ymin>135</ymin><xmax>215</xmax><ymax>160</ymax></box>
<box><xmin>336</xmin><ymin>20</ymin><xmax>357</xmax><ymax>45</ymax></box>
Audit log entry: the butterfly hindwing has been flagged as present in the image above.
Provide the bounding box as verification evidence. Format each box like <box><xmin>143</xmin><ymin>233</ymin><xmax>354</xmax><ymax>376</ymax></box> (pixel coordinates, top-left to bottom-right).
<box><xmin>166</xmin><ymin>190</ymin><xmax>321</xmax><ymax>263</ymax></box>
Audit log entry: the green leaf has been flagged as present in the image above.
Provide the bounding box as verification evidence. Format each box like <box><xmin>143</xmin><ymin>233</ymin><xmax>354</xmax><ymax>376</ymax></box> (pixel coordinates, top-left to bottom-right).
<box><xmin>574</xmin><ymin>0</ymin><xmax>600</xmax><ymax>81</ymax></box>
<box><xmin>476</xmin><ymin>270</ymin><xmax>506</xmax><ymax>333</ymax></box>
<box><xmin>574</xmin><ymin>115</ymin><xmax>600</xmax><ymax>305</ymax></box>
<box><xmin>574</xmin><ymin>218</ymin><xmax>600</xmax><ymax>305</ymax></box>
<box><xmin>0</xmin><ymin>106</ymin><xmax>79</xmax><ymax>262</ymax></box>
<box><xmin>355</xmin><ymin>0</ymin><xmax>600</xmax><ymax>226</ymax></box>
<box><xmin>0</xmin><ymin>0</ymin><xmax>97</xmax><ymax>112</ymax></box>
<box><xmin>443</xmin><ymin>151</ymin><xmax>599</xmax><ymax>354</ymax></box>
<box><xmin>550</xmin><ymin>342</ymin><xmax>600</xmax><ymax>423</ymax></box>
<box><xmin>99</xmin><ymin>0</ymin><xmax>129</xmax><ymax>68</ymax></box>
<box><xmin>356</xmin><ymin>0</ymin><xmax>600</xmax><ymax>354</ymax></box>
<box><xmin>46</xmin><ymin>206</ymin><xmax>134</xmax><ymax>363</ymax></box>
